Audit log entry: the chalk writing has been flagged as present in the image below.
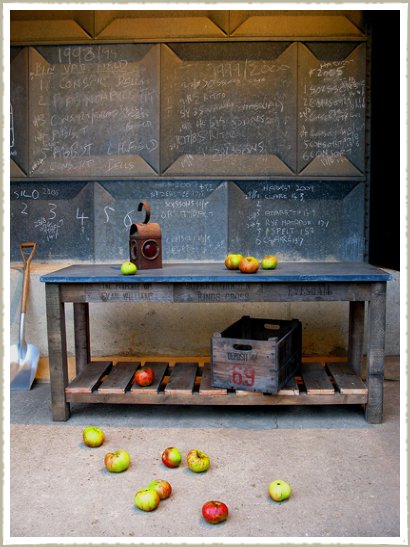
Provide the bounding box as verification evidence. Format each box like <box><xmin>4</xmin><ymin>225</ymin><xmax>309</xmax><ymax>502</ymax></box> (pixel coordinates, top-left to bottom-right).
<box><xmin>298</xmin><ymin>46</ymin><xmax>365</xmax><ymax>170</ymax></box>
<box><xmin>29</xmin><ymin>44</ymin><xmax>159</xmax><ymax>176</ymax></box>
<box><xmin>162</xmin><ymin>43</ymin><xmax>297</xmax><ymax>173</ymax></box>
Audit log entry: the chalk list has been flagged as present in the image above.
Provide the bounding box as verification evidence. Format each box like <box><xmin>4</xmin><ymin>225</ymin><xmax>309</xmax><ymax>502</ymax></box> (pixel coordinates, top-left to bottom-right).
<box><xmin>298</xmin><ymin>43</ymin><xmax>366</xmax><ymax>175</ymax></box>
<box><xmin>94</xmin><ymin>180</ymin><xmax>227</xmax><ymax>262</ymax></box>
<box><xmin>229</xmin><ymin>181</ymin><xmax>364</xmax><ymax>261</ymax></box>
<box><xmin>10</xmin><ymin>180</ymin><xmax>364</xmax><ymax>262</ymax></box>
<box><xmin>161</xmin><ymin>42</ymin><xmax>297</xmax><ymax>176</ymax></box>
<box><xmin>28</xmin><ymin>44</ymin><xmax>160</xmax><ymax>177</ymax></box>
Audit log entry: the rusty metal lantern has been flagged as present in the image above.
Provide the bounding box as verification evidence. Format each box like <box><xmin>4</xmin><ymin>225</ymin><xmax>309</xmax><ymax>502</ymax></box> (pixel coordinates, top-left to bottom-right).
<box><xmin>129</xmin><ymin>201</ymin><xmax>162</xmax><ymax>269</ymax></box>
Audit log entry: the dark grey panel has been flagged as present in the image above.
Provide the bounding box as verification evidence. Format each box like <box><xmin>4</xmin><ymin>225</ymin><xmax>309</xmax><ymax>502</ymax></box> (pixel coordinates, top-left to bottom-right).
<box><xmin>297</xmin><ymin>43</ymin><xmax>366</xmax><ymax>176</ymax></box>
<box><xmin>10</xmin><ymin>182</ymin><xmax>94</xmax><ymax>261</ymax></box>
<box><xmin>28</xmin><ymin>44</ymin><xmax>160</xmax><ymax>177</ymax></box>
<box><xmin>94</xmin><ymin>180</ymin><xmax>228</xmax><ymax>262</ymax></box>
<box><xmin>228</xmin><ymin>181</ymin><xmax>364</xmax><ymax>261</ymax></box>
<box><xmin>10</xmin><ymin>47</ymin><xmax>29</xmax><ymax>175</ymax></box>
<box><xmin>161</xmin><ymin>42</ymin><xmax>297</xmax><ymax>177</ymax></box>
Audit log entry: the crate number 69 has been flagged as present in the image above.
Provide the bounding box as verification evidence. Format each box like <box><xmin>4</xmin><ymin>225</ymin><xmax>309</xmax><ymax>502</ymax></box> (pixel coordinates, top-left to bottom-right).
<box><xmin>231</xmin><ymin>365</ymin><xmax>255</xmax><ymax>387</ymax></box>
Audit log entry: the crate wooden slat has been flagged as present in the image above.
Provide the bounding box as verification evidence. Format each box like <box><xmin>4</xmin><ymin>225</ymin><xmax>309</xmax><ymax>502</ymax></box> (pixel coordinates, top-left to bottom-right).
<box><xmin>98</xmin><ymin>361</ymin><xmax>140</xmax><ymax>394</ymax></box>
<box><xmin>130</xmin><ymin>362</ymin><xmax>169</xmax><ymax>394</ymax></box>
<box><xmin>300</xmin><ymin>362</ymin><xmax>335</xmax><ymax>394</ymax></box>
<box><xmin>164</xmin><ymin>362</ymin><xmax>198</xmax><ymax>395</ymax></box>
<box><xmin>199</xmin><ymin>362</ymin><xmax>227</xmax><ymax>396</ymax></box>
<box><xmin>278</xmin><ymin>374</ymin><xmax>300</xmax><ymax>395</ymax></box>
<box><xmin>65</xmin><ymin>361</ymin><xmax>112</xmax><ymax>394</ymax></box>
<box><xmin>327</xmin><ymin>362</ymin><xmax>368</xmax><ymax>394</ymax></box>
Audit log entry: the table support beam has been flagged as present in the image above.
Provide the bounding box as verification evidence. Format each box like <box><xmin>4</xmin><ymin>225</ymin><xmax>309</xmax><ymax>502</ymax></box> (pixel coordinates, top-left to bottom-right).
<box><xmin>45</xmin><ymin>284</ymin><xmax>71</xmax><ymax>421</ymax></box>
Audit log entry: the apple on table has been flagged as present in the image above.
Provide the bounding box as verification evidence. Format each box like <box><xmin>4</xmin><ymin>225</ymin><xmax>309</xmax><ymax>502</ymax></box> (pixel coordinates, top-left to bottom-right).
<box><xmin>261</xmin><ymin>255</ymin><xmax>278</xmax><ymax>270</ymax></box>
<box><xmin>121</xmin><ymin>261</ymin><xmax>137</xmax><ymax>275</ymax></box>
<box><xmin>239</xmin><ymin>256</ymin><xmax>259</xmax><ymax>274</ymax></box>
<box><xmin>225</xmin><ymin>253</ymin><xmax>243</xmax><ymax>270</ymax></box>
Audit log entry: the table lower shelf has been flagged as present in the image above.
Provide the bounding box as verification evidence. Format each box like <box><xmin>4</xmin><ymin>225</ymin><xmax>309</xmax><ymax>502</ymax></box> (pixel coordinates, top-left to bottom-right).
<box><xmin>65</xmin><ymin>359</ymin><xmax>368</xmax><ymax>406</ymax></box>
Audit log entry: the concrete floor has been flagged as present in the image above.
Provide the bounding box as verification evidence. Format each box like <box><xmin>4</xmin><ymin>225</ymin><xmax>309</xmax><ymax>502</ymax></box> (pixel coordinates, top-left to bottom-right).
<box><xmin>8</xmin><ymin>357</ymin><xmax>403</xmax><ymax>541</ymax></box>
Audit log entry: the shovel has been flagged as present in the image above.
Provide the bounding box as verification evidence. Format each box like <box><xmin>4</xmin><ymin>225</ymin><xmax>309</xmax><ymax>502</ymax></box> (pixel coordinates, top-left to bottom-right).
<box><xmin>11</xmin><ymin>242</ymin><xmax>40</xmax><ymax>390</ymax></box>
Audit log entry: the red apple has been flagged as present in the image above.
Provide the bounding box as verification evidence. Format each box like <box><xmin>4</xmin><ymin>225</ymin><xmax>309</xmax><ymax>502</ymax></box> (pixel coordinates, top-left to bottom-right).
<box><xmin>104</xmin><ymin>449</ymin><xmax>130</xmax><ymax>473</ymax></box>
<box><xmin>134</xmin><ymin>488</ymin><xmax>160</xmax><ymax>512</ymax></box>
<box><xmin>134</xmin><ymin>367</ymin><xmax>155</xmax><ymax>387</ymax></box>
<box><xmin>224</xmin><ymin>253</ymin><xmax>243</xmax><ymax>270</ymax></box>
<box><xmin>148</xmin><ymin>479</ymin><xmax>172</xmax><ymax>500</ymax></box>
<box><xmin>239</xmin><ymin>256</ymin><xmax>259</xmax><ymax>274</ymax></box>
<box><xmin>82</xmin><ymin>426</ymin><xmax>105</xmax><ymax>447</ymax></box>
<box><xmin>187</xmin><ymin>449</ymin><xmax>210</xmax><ymax>473</ymax></box>
<box><xmin>162</xmin><ymin>447</ymin><xmax>182</xmax><ymax>468</ymax></box>
<box><xmin>202</xmin><ymin>501</ymin><xmax>229</xmax><ymax>524</ymax></box>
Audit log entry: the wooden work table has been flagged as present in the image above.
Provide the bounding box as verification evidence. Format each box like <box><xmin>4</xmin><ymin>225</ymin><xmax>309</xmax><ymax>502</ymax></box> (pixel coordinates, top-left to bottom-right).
<box><xmin>40</xmin><ymin>262</ymin><xmax>391</xmax><ymax>423</ymax></box>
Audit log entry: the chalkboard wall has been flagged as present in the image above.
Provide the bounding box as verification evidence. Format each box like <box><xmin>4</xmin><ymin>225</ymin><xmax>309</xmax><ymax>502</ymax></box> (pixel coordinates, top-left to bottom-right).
<box><xmin>10</xmin><ymin>180</ymin><xmax>364</xmax><ymax>262</ymax></box>
<box><xmin>10</xmin><ymin>40</ymin><xmax>368</xmax><ymax>263</ymax></box>
<box><xmin>11</xmin><ymin>41</ymin><xmax>366</xmax><ymax>179</ymax></box>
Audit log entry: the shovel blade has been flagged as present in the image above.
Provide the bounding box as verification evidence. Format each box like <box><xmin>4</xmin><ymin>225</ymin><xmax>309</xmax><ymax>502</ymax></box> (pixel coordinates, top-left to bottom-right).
<box><xmin>10</xmin><ymin>343</ymin><xmax>40</xmax><ymax>390</ymax></box>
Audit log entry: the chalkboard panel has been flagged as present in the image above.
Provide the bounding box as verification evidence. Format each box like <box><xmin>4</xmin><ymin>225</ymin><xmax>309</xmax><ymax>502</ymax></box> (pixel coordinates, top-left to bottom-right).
<box><xmin>161</xmin><ymin>42</ymin><xmax>297</xmax><ymax>177</ymax></box>
<box><xmin>10</xmin><ymin>47</ymin><xmax>28</xmax><ymax>176</ymax></box>
<box><xmin>94</xmin><ymin>180</ymin><xmax>227</xmax><ymax>261</ymax></box>
<box><xmin>28</xmin><ymin>44</ymin><xmax>160</xmax><ymax>178</ymax></box>
<box><xmin>228</xmin><ymin>181</ymin><xmax>364</xmax><ymax>261</ymax></box>
<box><xmin>10</xmin><ymin>182</ymin><xmax>94</xmax><ymax>261</ymax></box>
<box><xmin>297</xmin><ymin>43</ymin><xmax>366</xmax><ymax>176</ymax></box>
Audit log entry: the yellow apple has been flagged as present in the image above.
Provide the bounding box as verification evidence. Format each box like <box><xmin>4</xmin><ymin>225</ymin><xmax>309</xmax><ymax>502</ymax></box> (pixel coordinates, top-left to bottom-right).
<box><xmin>261</xmin><ymin>255</ymin><xmax>278</xmax><ymax>270</ymax></box>
<box><xmin>224</xmin><ymin>254</ymin><xmax>243</xmax><ymax>270</ymax></box>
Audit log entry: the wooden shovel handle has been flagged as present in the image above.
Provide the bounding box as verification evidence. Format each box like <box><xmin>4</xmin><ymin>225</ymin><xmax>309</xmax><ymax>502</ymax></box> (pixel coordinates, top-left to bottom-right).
<box><xmin>20</xmin><ymin>242</ymin><xmax>37</xmax><ymax>314</ymax></box>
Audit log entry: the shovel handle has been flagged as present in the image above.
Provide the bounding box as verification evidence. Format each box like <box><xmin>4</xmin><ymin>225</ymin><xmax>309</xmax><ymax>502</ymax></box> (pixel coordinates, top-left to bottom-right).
<box><xmin>20</xmin><ymin>242</ymin><xmax>37</xmax><ymax>314</ymax></box>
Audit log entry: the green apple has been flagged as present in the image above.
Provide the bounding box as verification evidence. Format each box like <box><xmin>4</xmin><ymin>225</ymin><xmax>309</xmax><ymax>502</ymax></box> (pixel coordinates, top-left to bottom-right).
<box><xmin>83</xmin><ymin>425</ymin><xmax>105</xmax><ymax>448</ymax></box>
<box><xmin>148</xmin><ymin>479</ymin><xmax>172</xmax><ymax>500</ymax></box>
<box><xmin>120</xmin><ymin>261</ymin><xmax>137</xmax><ymax>275</ymax></box>
<box><xmin>225</xmin><ymin>254</ymin><xmax>243</xmax><ymax>270</ymax></box>
<box><xmin>134</xmin><ymin>488</ymin><xmax>160</xmax><ymax>511</ymax></box>
<box><xmin>268</xmin><ymin>480</ymin><xmax>292</xmax><ymax>502</ymax></box>
<box><xmin>186</xmin><ymin>449</ymin><xmax>210</xmax><ymax>473</ymax></box>
<box><xmin>261</xmin><ymin>255</ymin><xmax>278</xmax><ymax>270</ymax></box>
<box><xmin>104</xmin><ymin>449</ymin><xmax>131</xmax><ymax>473</ymax></box>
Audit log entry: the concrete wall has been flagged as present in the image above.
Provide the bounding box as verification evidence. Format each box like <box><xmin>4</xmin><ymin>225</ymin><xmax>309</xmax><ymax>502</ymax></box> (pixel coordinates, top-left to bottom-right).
<box><xmin>10</xmin><ymin>264</ymin><xmax>400</xmax><ymax>365</ymax></box>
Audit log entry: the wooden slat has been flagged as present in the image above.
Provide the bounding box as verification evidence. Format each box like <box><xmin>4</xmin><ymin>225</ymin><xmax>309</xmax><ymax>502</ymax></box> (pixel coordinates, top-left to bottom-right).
<box><xmin>98</xmin><ymin>361</ymin><xmax>140</xmax><ymax>394</ymax></box>
<box><xmin>300</xmin><ymin>362</ymin><xmax>334</xmax><ymax>394</ymax></box>
<box><xmin>130</xmin><ymin>362</ymin><xmax>169</xmax><ymax>394</ymax></box>
<box><xmin>65</xmin><ymin>361</ymin><xmax>112</xmax><ymax>394</ymax></box>
<box><xmin>327</xmin><ymin>362</ymin><xmax>368</xmax><ymax>395</ymax></box>
<box><xmin>165</xmin><ymin>362</ymin><xmax>198</xmax><ymax>395</ymax></box>
<box><xmin>199</xmin><ymin>362</ymin><xmax>227</xmax><ymax>395</ymax></box>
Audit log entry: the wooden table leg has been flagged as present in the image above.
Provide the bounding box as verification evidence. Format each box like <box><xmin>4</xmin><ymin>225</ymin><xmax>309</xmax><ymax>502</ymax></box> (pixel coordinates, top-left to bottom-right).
<box><xmin>74</xmin><ymin>303</ymin><xmax>90</xmax><ymax>376</ymax></box>
<box><xmin>45</xmin><ymin>283</ymin><xmax>70</xmax><ymax>421</ymax></box>
<box><xmin>348</xmin><ymin>301</ymin><xmax>365</xmax><ymax>377</ymax></box>
<box><xmin>365</xmin><ymin>282</ymin><xmax>387</xmax><ymax>423</ymax></box>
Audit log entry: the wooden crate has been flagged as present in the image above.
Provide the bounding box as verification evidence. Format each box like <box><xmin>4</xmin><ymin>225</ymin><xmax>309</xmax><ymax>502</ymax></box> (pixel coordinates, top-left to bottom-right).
<box><xmin>211</xmin><ymin>316</ymin><xmax>302</xmax><ymax>394</ymax></box>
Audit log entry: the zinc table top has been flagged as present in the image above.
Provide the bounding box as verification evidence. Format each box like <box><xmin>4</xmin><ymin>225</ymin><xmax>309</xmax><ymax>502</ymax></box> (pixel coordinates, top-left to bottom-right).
<box><xmin>40</xmin><ymin>262</ymin><xmax>392</xmax><ymax>284</ymax></box>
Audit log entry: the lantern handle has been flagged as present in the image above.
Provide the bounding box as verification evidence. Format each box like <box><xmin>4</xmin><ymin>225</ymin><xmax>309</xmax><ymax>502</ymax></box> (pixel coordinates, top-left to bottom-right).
<box><xmin>138</xmin><ymin>201</ymin><xmax>151</xmax><ymax>224</ymax></box>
